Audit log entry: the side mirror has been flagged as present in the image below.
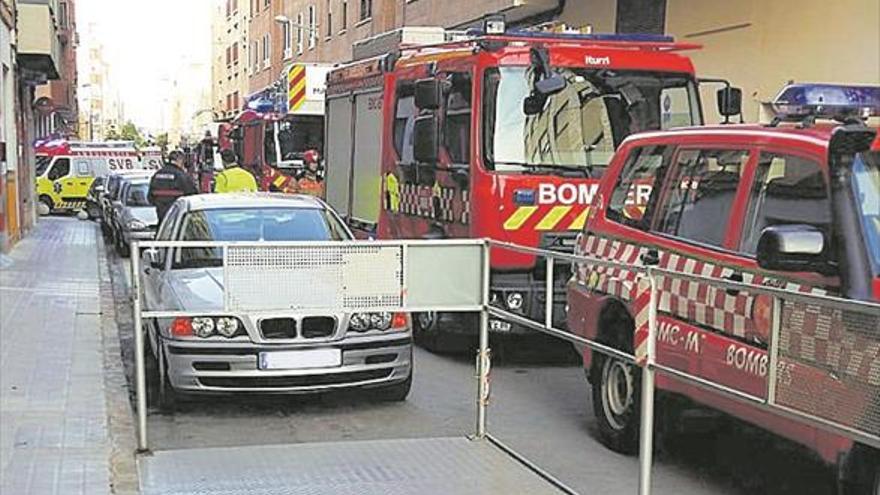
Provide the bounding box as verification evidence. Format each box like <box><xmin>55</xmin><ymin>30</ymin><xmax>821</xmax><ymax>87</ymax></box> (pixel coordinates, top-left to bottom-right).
<box><xmin>756</xmin><ymin>224</ymin><xmax>826</xmax><ymax>273</ymax></box>
<box><xmin>535</xmin><ymin>75</ymin><xmax>566</xmax><ymax>96</ymax></box>
<box><xmin>717</xmin><ymin>87</ymin><xmax>743</xmax><ymax>118</ymax></box>
<box><xmin>143</xmin><ymin>248</ymin><xmax>163</xmax><ymax>269</ymax></box>
<box><xmin>413</xmin><ymin>114</ymin><xmax>440</xmax><ymax>164</ymax></box>
<box><xmin>415</xmin><ymin>78</ymin><xmax>442</xmax><ymax>110</ymax></box>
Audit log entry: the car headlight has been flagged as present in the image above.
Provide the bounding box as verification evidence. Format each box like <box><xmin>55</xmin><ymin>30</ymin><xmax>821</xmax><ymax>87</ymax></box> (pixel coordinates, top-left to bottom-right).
<box><xmin>215</xmin><ymin>317</ymin><xmax>240</xmax><ymax>337</ymax></box>
<box><xmin>506</xmin><ymin>292</ymin><xmax>524</xmax><ymax>311</ymax></box>
<box><xmin>128</xmin><ymin>219</ymin><xmax>147</xmax><ymax>230</ymax></box>
<box><xmin>370</xmin><ymin>312</ymin><xmax>393</xmax><ymax>331</ymax></box>
<box><xmin>348</xmin><ymin>313</ymin><xmax>371</xmax><ymax>332</ymax></box>
<box><xmin>191</xmin><ymin>317</ymin><xmax>215</xmax><ymax>338</ymax></box>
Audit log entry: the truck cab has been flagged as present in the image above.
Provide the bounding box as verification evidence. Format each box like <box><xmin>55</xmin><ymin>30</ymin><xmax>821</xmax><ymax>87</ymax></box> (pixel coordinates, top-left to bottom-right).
<box><xmin>324</xmin><ymin>26</ymin><xmax>742</xmax><ymax>344</ymax></box>
<box><xmin>567</xmin><ymin>83</ymin><xmax>880</xmax><ymax>493</ymax></box>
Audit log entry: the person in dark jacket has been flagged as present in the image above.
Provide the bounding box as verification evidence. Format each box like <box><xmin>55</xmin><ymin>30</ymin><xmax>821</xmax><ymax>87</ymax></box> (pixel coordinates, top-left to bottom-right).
<box><xmin>148</xmin><ymin>150</ymin><xmax>198</xmax><ymax>222</ymax></box>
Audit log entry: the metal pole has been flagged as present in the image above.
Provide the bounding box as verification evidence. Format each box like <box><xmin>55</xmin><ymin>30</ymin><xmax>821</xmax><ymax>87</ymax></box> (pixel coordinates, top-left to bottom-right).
<box><xmin>767</xmin><ymin>296</ymin><xmax>782</xmax><ymax>405</ymax></box>
<box><xmin>131</xmin><ymin>242</ymin><xmax>149</xmax><ymax>452</ymax></box>
<box><xmin>544</xmin><ymin>255</ymin><xmax>553</xmax><ymax>328</ymax></box>
<box><xmin>638</xmin><ymin>271</ymin><xmax>658</xmax><ymax>495</ymax></box>
<box><xmin>476</xmin><ymin>240</ymin><xmax>491</xmax><ymax>439</ymax></box>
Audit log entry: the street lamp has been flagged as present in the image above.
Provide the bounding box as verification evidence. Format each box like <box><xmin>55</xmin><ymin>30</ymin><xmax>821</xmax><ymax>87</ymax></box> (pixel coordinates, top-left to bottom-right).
<box><xmin>274</xmin><ymin>15</ymin><xmax>318</xmax><ymax>33</ymax></box>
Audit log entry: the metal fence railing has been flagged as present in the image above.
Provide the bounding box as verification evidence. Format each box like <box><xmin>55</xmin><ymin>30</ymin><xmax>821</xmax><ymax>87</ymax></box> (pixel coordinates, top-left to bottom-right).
<box><xmin>483</xmin><ymin>239</ymin><xmax>880</xmax><ymax>495</ymax></box>
<box><xmin>129</xmin><ymin>238</ymin><xmax>880</xmax><ymax>495</ymax></box>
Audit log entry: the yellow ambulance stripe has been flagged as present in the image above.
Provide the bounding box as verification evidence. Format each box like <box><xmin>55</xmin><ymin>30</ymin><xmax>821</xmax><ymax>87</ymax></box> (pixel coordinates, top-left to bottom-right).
<box><xmin>535</xmin><ymin>205</ymin><xmax>573</xmax><ymax>231</ymax></box>
<box><xmin>567</xmin><ymin>207</ymin><xmax>591</xmax><ymax>230</ymax></box>
<box><xmin>503</xmin><ymin>206</ymin><xmax>538</xmax><ymax>230</ymax></box>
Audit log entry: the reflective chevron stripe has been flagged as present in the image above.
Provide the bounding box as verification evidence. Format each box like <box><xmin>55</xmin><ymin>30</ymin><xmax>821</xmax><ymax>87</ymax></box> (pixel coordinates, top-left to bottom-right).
<box><xmin>503</xmin><ymin>205</ymin><xmax>591</xmax><ymax>231</ymax></box>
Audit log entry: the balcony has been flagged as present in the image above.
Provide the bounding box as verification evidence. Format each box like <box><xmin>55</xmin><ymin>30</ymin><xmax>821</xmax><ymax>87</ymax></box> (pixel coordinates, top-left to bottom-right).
<box><xmin>17</xmin><ymin>0</ymin><xmax>62</xmax><ymax>81</ymax></box>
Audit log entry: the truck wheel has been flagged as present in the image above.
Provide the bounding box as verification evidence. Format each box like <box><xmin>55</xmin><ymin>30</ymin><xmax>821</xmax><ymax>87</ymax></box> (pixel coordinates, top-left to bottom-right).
<box><xmin>374</xmin><ymin>373</ymin><xmax>412</xmax><ymax>402</ymax></box>
<box><xmin>414</xmin><ymin>311</ymin><xmax>444</xmax><ymax>352</ymax></box>
<box><xmin>591</xmin><ymin>313</ymin><xmax>640</xmax><ymax>455</ymax></box>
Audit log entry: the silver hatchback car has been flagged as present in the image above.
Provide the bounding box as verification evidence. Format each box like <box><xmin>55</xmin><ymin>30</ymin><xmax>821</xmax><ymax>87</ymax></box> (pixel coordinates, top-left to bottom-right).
<box><xmin>140</xmin><ymin>193</ymin><xmax>412</xmax><ymax>408</ymax></box>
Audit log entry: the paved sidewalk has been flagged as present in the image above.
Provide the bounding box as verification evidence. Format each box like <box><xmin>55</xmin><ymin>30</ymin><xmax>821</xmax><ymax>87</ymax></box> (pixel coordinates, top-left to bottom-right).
<box><xmin>0</xmin><ymin>217</ymin><xmax>115</xmax><ymax>494</ymax></box>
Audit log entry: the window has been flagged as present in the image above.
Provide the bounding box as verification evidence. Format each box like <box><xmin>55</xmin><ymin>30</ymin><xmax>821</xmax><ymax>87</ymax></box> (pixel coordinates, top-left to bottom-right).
<box><xmin>232</xmin><ymin>42</ymin><xmax>238</xmax><ymax>64</ymax></box>
<box><xmin>326</xmin><ymin>0</ymin><xmax>332</xmax><ymax>38</ymax></box>
<box><xmin>308</xmin><ymin>5</ymin><xmax>317</xmax><ymax>48</ymax></box>
<box><xmin>296</xmin><ymin>12</ymin><xmax>304</xmax><ymax>53</ymax></box>
<box><xmin>443</xmin><ymin>73</ymin><xmax>472</xmax><ymax>165</ymax></box>
<box><xmin>359</xmin><ymin>0</ymin><xmax>371</xmax><ymax>21</ymax></box>
<box><xmin>616</xmin><ymin>0</ymin><xmax>666</xmax><ymax>34</ymax></box>
<box><xmin>262</xmin><ymin>34</ymin><xmax>270</xmax><ymax>68</ymax></box>
<box><xmin>392</xmin><ymin>82</ymin><xmax>417</xmax><ymax>162</ymax></box>
<box><xmin>740</xmin><ymin>152</ymin><xmax>830</xmax><ymax>255</ymax></box>
<box><xmin>340</xmin><ymin>1</ymin><xmax>347</xmax><ymax>31</ymax></box>
<box><xmin>607</xmin><ymin>145</ymin><xmax>670</xmax><ymax>228</ymax></box>
<box><xmin>282</xmin><ymin>20</ymin><xmax>292</xmax><ymax>58</ymax></box>
<box><xmin>75</xmin><ymin>160</ymin><xmax>90</xmax><ymax>176</ymax></box>
<box><xmin>264</xmin><ymin>0</ymin><xmax>270</xmax><ymax>8</ymax></box>
<box><xmin>47</xmin><ymin>158</ymin><xmax>70</xmax><ymax>181</ymax></box>
<box><xmin>58</xmin><ymin>1</ymin><xmax>68</xmax><ymax>29</ymax></box>
<box><xmin>125</xmin><ymin>184</ymin><xmax>151</xmax><ymax>207</ymax></box>
<box><xmin>251</xmin><ymin>41</ymin><xmax>258</xmax><ymax>71</ymax></box>
<box><xmin>654</xmin><ymin>148</ymin><xmax>749</xmax><ymax>247</ymax></box>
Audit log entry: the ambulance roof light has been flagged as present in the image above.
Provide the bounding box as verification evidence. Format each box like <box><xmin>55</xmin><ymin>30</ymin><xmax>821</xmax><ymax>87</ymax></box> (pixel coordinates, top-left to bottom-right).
<box><xmin>770</xmin><ymin>83</ymin><xmax>880</xmax><ymax>123</ymax></box>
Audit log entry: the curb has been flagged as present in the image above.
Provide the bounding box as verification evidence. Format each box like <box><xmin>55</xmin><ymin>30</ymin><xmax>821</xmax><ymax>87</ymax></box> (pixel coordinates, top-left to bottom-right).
<box><xmin>97</xmin><ymin>228</ymin><xmax>140</xmax><ymax>494</ymax></box>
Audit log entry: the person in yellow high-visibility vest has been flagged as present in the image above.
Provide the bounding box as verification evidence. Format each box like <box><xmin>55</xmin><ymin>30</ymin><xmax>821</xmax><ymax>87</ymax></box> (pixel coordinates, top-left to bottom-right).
<box><xmin>214</xmin><ymin>149</ymin><xmax>258</xmax><ymax>193</ymax></box>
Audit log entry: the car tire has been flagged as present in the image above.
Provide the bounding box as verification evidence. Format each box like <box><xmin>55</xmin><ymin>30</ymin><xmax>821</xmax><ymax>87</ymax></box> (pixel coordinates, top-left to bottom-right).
<box><xmin>374</xmin><ymin>373</ymin><xmax>412</xmax><ymax>402</ymax></box>
<box><xmin>115</xmin><ymin>234</ymin><xmax>130</xmax><ymax>257</ymax></box>
<box><xmin>838</xmin><ymin>445</ymin><xmax>880</xmax><ymax>495</ymax></box>
<box><xmin>147</xmin><ymin>344</ymin><xmax>177</xmax><ymax>413</ymax></box>
<box><xmin>591</xmin><ymin>315</ymin><xmax>641</xmax><ymax>455</ymax></box>
<box><xmin>39</xmin><ymin>195</ymin><xmax>53</xmax><ymax>215</ymax></box>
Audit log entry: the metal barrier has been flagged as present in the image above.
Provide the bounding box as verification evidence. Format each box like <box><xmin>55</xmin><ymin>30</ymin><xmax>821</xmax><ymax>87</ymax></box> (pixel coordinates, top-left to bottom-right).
<box><xmin>130</xmin><ymin>239</ymin><xmax>487</xmax><ymax>452</ymax></box>
<box><xmin>129</xmin><ymin>237</ymin><xmax>880</xmax><ymax>495</ymax></box>
<box><xmin>483</xmin><ymin>239</ymin><xmax>880</xmax><ymax>495</ymax></box>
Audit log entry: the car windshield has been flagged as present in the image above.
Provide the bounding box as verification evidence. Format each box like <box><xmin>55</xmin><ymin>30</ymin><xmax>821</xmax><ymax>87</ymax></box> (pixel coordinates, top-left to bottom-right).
<box><xmin>125</xmin><ymin>183</ymin><xmax>151</xmax><ymax>206</ymax></box>
<box><xmin>267</xmin><ymin>115</ymin><xmax>324</xmax><ymax>165</ymax></box>
<box><xmin>853</xmin><ymin>150</ymin><xmax>880</xmax><ymax>274</ymax></box>
<box><xmin>36</xmin><ymin>155</ymin><xmax>52</xmax><ymax>176</ymax></box>
<box><xmin>173</xmin><ymin>207</ymin><xmax>350</xmax><ymax>268</ymax></box>
<box><xmin>483</xmin><ymin>67</ymin><xmax>700</xmax><ymax>174</ymax></box>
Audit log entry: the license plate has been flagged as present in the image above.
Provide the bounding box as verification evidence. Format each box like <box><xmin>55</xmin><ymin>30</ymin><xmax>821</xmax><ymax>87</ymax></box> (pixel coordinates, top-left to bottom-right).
<box><xmin>258</xmin><ymin>349</ymin><xmax>342</xmax><ymax>370</ymax></box>
<box><xmin>490</xmin><ymin>320</ymin><xmax>512</xmax><ymax>332</ymax></box>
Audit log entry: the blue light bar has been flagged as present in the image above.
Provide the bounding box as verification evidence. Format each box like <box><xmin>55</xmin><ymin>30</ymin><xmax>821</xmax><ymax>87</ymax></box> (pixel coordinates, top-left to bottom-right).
<box><xmin>489</xmin><ymin>29</ymin><xmax>675</xmax><ymax>43</ymax></box>
<box><xmin>771</xmin><ymin>83</ymin><xmax>880</xmax><ymax>120</ymax></box>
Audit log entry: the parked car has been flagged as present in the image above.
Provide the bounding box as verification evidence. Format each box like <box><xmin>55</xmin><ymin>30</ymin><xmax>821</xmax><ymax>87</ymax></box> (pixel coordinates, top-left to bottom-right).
<box><xmin>140</xmin><ymin>193</ymin><xmax>413</xmax><ymax>409</ymax></box>
<box><xmin>104</xmin><ymin>171</ymin><xmax>153</xmax><ymax>244</ymax></box>
<box><xmin>567</xmin><ymin>87</ymin><xmax>880</xmax><ymax>494</ymax></box>
<box><xmin>112</xmin><ymin>178</ymin><xmax>158</xmax><ymax>256</ymax></box>
<box><xmin>85</xmin><ymin>176</ymin><xmax>105</xmax><ymax>220</ymax></box>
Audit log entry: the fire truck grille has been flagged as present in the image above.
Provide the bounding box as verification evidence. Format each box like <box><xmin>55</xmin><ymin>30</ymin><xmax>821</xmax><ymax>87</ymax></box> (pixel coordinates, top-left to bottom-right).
<box><xmin>260</xmin><ymin>318</ymin><xmax>297</xmax><ymax>339</ymax></box>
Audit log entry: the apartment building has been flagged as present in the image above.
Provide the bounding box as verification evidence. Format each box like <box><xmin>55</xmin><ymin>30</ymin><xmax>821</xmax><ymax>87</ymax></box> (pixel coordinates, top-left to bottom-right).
<box><xmin>212</xmin><ymin>0</ymin><xmax>250</xmax><ymax>120</ymax></box>
<box><xmin>33</xmin><ymin>0</ymin><xmax>77</xmax><ymax>139</ymax></box>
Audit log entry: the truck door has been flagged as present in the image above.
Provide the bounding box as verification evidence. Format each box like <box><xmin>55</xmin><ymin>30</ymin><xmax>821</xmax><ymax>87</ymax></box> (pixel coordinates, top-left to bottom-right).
<box><xmin>72</xmin><ymin>159</ymin><xmax>94</xmax><ymax>198</ymax></box>
<box><xmin>45</xmin><ymin>157</ymin><xmax>72</xmax><ymax>207</ymax></box>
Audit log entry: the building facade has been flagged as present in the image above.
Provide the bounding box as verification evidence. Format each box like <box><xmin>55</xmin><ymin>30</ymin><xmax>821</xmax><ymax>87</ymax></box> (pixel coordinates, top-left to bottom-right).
<box><xmin>212</xmin><ymin>0</ymin><xmax>250</xmax><ymax>120</ymax></box>
<box><xmin>33</xmin><ymin>0</ymin><xmax>77</xmax><ymax>139</ymax></box>
<box><xmin>2</xmin><ymin>0</ymin><xmax>64</xmax><ymax>251</ymax></box>
<box><xmin>558</xmin><ymin>0</ymin><xmax>880</xmax><ymax>123</ymax></box>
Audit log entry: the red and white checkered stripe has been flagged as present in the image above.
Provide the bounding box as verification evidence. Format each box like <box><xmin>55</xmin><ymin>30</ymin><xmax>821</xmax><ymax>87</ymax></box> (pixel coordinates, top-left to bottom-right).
<box><xmin>579</xmin><ymin>234</ymin><xmax>830</xmax><ymax>363</ymax></box>
<box><xmin>71</xmin><ymin>150</ymin><xmax>139</xmax><ymax>157</ymax></box>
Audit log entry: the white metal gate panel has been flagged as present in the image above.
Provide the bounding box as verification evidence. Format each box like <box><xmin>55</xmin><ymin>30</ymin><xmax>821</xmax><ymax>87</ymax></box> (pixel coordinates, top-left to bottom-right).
<box><xmin>223</xmin><ymin>244</ymin><xmax>404</xmax><ymax>312</ymax></box>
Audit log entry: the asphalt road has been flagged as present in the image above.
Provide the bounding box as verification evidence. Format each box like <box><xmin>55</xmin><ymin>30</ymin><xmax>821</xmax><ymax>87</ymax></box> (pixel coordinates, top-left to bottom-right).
<box><xmin>108</xmin><ymin>243</ymin><xmax>836</xmax><ymax>495</ymax></box>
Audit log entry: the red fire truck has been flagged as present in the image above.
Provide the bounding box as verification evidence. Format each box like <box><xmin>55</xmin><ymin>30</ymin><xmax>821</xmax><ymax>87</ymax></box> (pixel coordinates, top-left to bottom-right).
<box><xmin>227</xmin><ymin>63</ymin><xmax>331</xmax><ymax>192</ymax></box>
<box><xmin>567</xmin><ymin>84</ymin><xmax>880</xmax><ymax>493</ymax></box>
<box><xmin>323</xmin><ymin>25</ymin><xmax>742</xmax><ymax>347</ymax></box>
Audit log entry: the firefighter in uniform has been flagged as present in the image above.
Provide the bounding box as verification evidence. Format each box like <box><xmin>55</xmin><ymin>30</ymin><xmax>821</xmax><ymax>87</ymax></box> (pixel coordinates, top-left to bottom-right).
<box><xmin>214</xmin><ymin>149</ymin><xmax>258</xmax><ymax>193</ymax></box>
<box><xmin>148</xmin><ymin>150</ymin><xmax>198</xmax><ymax>222</ymax></box>
<box><xmin>297</xmin><ymin>149</ymin><xmax>323</xmax><ymax>197</ymax></box>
